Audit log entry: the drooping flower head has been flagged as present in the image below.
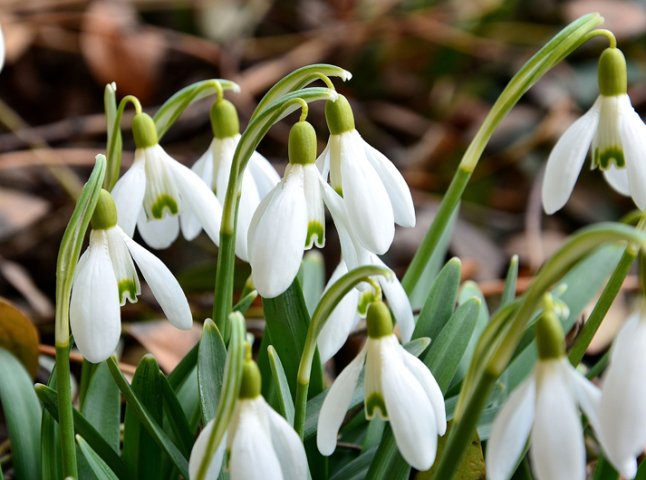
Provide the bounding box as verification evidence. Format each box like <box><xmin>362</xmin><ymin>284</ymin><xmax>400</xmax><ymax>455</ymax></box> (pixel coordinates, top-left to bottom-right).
<box><xmin>70</xmin><ymin>189</ymin><xmax>192</xmax><ymax>363</ymax></box>
<box><xmin>189</xmin><ymin>346</ymin><xmax>308</xmax><ymax>479</ymax></box>
<box><xmin>486</xmin><ymin>298</ymin><xmax>604</xmax><ymax>480</ymax></box>
<box><xmin>317</xmin><ymin>95</ymin><xmax>415</xmax><ymax>254</ymax></box>
<box><xmin>112</xmin><ymin>112</ymin><xmax>223</xmax><ymax>249</ymax></box>
<box><xmin>542</xmin><ymin>47</ymin><xmax>646</xmax><ymax>214</ymax></box>
<box><xmin>247</xmin><ymin>119</ymin><xmax>326</xmax><ymax>298</ymax></box>
<box><xmin>317</xmin><ymin>301</ymin><xmax>446</xmax><ymax>471</ymax></box>
<box><xmin>185</xmin><ymin>99</ymin><xmax>279</xmax><ymax>260</ymax></box>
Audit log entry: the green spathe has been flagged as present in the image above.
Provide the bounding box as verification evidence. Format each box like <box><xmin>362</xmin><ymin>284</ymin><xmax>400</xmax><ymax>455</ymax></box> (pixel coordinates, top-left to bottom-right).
<box><xmin>210</xmin><ymin>99</ymin><xmax>240</xmax><ymax>139</ymax></box>
<box><xmin>366</xmin><ymin>301</ymin><xmax>394</xmax><ymax>339</ymax></box>
<box><xmin>325</xmin><ymin>95</ymin><xmax>355</xmax><ymax>135</ymax></box>
<box><xmin>132</xmin><ymin>113</ymin><xmax>159</xmax><ymax>149</ymax></box>
<box><xmin>90</xmin><ymin>189</ymin><xmax>118</xmax><ymax>230</ymax></box>
<box><xmin>288</xmin><ymin>121</ymin><xmax>317</xmax><ymax>165</ymax></box>
<box><xmin>598</xmin><ymin>48</ymin><xmax>627</xmax><ymax>97</ymax></box>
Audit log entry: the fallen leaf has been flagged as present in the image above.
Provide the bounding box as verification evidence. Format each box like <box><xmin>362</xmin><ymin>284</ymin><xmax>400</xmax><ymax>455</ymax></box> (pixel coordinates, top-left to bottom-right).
<box><xmin>0</xmin><ymin>187</ymin><xmax>49</xmax><ymax>241</ymax></box>
<box><xmin>0</xmin><ymin>297</ymin><xmax>40</xmax><ymax>377</ymax></box>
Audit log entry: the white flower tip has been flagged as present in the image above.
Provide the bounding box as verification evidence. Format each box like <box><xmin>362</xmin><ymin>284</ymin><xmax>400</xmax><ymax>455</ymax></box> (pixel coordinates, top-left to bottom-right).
<box><xmin>108</xmin><ymin>82</ymin><xmax>117</xmax><ymax>92</ymax></box>
<box><xmin>341</xmin><ymin>70</ymin><xmax>353</xmax><ymax>81</ymax></box>
<box><xmin>541</xmin><ymin>191</ymin><xmax>562</xmax><ymax>215</ymax></box>
<box><xmin>230</xmin><ymin>82</ymin><xmax>241</xmax><ymax>93</ymax></box>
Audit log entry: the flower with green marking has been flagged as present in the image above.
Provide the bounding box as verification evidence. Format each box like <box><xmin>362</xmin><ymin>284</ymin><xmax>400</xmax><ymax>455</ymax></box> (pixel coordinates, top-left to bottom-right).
<box><xmin>317</xmin><ymin>183</ymin><xmax>414</xmax><ymax>362</ymax></box>
<box><xmin>247</xmin><ymin>120</ymin><xmax>327</xmax><ymax>298</ymax></box>
<box><xmin>486</xmin><ymin>302</ymin><xmax>604</xmax><ymax>480</ymax></box>
<box><xmin>70</xmin><ymin>190</ymin><xmax>192</xmax><ymax>363</ymax></box>
<box><xmin>543</xmin><ymin>47</ymin><xmax>646</xmax><ymax>214</ymax></box>
<box><xmin>185</xmin><ymin>99</ymin><xmax>280</xmax><ymax>261</ymax></box>
<box><xmin>317</xmin><ymin>95</ymin><xmax>415</xmax><ymax>254</ymax></box>
<box><xmin>597</xmin><ymin>309</ymin><xmax>646</xmax><ymax>479</ymax></box>
<box><xmin>317</xmin><ymin>301</ymin><xmax>446</xmax><ymax>471</ymax></box>
<box><xmin>189</xmin><ymin>349</ymin><xmax>308</xmax><ymax>479</ymax></box>
<box><xmin>111</xmin><ymin>112</ymin><xmax>223</xmax><ymax>249</ymax></box>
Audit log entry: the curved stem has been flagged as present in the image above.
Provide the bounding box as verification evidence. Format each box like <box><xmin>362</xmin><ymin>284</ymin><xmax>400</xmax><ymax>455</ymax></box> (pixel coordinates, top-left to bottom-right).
<box><xmin>105</xmin><ymin>96</ymin><xmax>142</xmax><ymax>191</ymax></box>
<box><xmin>584</xmin><ymin>29</ymin><xmax>617</xmax><ymax>49</ymax></box>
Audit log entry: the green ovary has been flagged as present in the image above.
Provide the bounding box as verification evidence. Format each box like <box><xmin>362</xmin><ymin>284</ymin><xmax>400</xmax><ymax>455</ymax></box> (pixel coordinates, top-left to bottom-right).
<box><xmin>151</xmin><ymin>195</ymin><xmax>179</xmax><ymax>219</ymax></box>
<box><xmin>306</xmin><ymin>221</ymin><xmax>325</xmax><ymax>248</ymax></box>
<box><xmin>365</xmin><ymin>392</ymin><xmax>388</xmax><ymax>419</ymax></box>
<box><xmin>594</xmin><ymin>146</ymin><xmax>625</xmax><ymax>170</ymax></box>
<box><xmin>118</xmin><ymin>279</ymin><xmax>138</xmax><ymax>304</ymax></box>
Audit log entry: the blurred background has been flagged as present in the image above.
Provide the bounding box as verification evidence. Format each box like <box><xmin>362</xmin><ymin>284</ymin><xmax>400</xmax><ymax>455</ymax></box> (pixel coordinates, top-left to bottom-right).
<box><xmin>0</xmin><ymin>0</ymin><xmax>644</xmax><ymax>377</ymax></box>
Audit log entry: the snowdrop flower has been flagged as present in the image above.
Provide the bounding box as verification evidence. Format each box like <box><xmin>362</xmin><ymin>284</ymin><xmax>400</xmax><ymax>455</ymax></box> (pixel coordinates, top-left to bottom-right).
<box><xmin>70</xmin><ymin>190</ymin><xmax>192</xmax><ymax>363</ymax></box>
<box><xmin>486</xmin><ymin>302</ymin><xmax>603</xmax><ymax>480</ymax></box>
<box><xmin>317</xmin><ymin>95</ymin><xmax>415</xmax><ymax>254</ymax></box>
<box><xmin>317</xmin><ymin>185</ymin><xmax>414</xmax><ymax>362</ymax></box>
<box><xmin>112</xmin><ymin>112</ymin><xmax>223</xmax><ymax>249</ymax></box>
<box><xmin>185</xmin><ymin>100</ymin><xmax>279</xmax><ymax>260</ymax></box>
<box><xmin>189</xmin><ymin>348</ymin><xmax>308</xmax><ymax>479</ymax></box>
<box><xmin>597</xmin><ymin>310</ymin><xmax>646</xmax><ymax>478</ymax></box>
<box><xmin>543</xmin><ymin>47</ymin><xmax>646</xmax><ymax>214</ymax></box>
<box><xmin>317</xmin><ymin>301</ymin><xmax>445</xmax><ymax>471</ymax></box>
<box><xmin>248</xmin><ymin>120</ymin><xmax>326</xmax><ymax>298</ymax></box>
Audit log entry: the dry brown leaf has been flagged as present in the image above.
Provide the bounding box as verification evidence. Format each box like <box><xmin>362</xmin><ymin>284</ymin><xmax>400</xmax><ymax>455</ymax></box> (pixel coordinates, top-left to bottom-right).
<box><xmin>565</xmin><ymin>0</ymin><xmax>646</xmax><ymax>40</ymax></box>
<box><xmin>0</xmin><ymin>15</ymin><xmax>35</xmax><ymax>65</ymax></box>
<box><xmin>0</xmin><ymin>297</ymin><xmax>40</xmax><ymax>377</ymax></box>
<box><xmin>0</xmin><ymin>187</ymin><xmax>49</xmax><ymax>241</ymax></box>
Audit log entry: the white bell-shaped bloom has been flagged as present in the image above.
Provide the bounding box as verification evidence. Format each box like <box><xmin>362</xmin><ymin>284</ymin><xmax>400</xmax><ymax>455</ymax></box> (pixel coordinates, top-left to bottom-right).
<box><xmin>542</xmin><ymin>47</ymin><xmax>646</xmax><ymax>214</ymax></box>
<box><xmin>598</xmin><ymin>311</ymin><xmax>646</xmax><ymax>478</ymax></box>
<box><xmin>112</xmin><ymin>112</ymin><xmax>222</xmax><ymax>249</ymax></box>
<box><xmin>70</xmin><ymin>190</ymin><xmax>192</xmax><ymax>363</ymax></box>
<box><xmin>189</xmin><ymin>353</ymin><xmax>308</xmax><ymax>480</ymax></box>
<box><xmin>317</xmin><ymin>95</ymin><xmax>415</xmax><ymax>254</ymax></box>
<box><xmin>317</xmin><ymin>301</ymin><xmax>445</xmax><ymax>471</ymax></box>
<box><xmin>247</xmin><ymin>121</ymin><xmax>325</xmax><ymax>298</ymax></box>
<box><xmin>317</xmin><ymin>183</ymin><xmax>414</xmax><ymax>362</ymax></box>
<box><xmin>486</xmin><ymin>305</ymin><xmax>603</xmax><ymax>480</ymax></box>
<box><xmin>184</xmin><ymin>100</ymin><xmax>280</xmax><ymax>260</ymax></box>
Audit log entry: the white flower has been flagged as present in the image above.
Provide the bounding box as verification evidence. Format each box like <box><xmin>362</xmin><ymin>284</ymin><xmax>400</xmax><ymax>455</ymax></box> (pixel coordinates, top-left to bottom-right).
<box><xmin>70</xmin><ymin>192</ymin><xmax>192</xmax><ymax>363</ymax></box>
<box><xmin>486</xmin><ymin>357</ymin><xmax>603</xmax><ymax>480</ymax></box>
<box><xmin>598</xmin><ymin>312</ymin><xmax>646</xmax><ymax>478</ymax></box>
<box><xmin>542</xmin><ymin>47</ymin><xmax>646</xmax><ymax>214</ymax></box>
<box><xmin>247</xmin><ymin>121</ymin><xmax>325</xmax><ymax>298</ymax></box>
<box><xmin>112</xmin><ymin>113</ymin><xmax>223</xmax><ymax>249</ymax></box>
<box><xmin>317</xmin><ymin>184</ymin><xmax>414</xmax><ymax>363</ymax></box>
<box><xmin>317</xmin><ymin>95</ymin><xmax>415</xmax><ymax>254</ymax></box>
<box><xmin>189</xmin><ymin>356</ymin><xmax>308</xmax><ymax>479</ymax></box>
<box><xmin>317</xmin><ymin>302</ymin><xmax>445</xmax><ymax>471</ymax></box>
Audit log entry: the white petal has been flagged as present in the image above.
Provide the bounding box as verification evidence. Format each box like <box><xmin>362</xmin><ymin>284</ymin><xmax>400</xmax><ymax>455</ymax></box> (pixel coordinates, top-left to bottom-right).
<box><xmin>262</xmin><ymin>399</ymin><xmax>310</xmax><ymax>479</ymax></box>
<box><xmin>321</xmin><ymin>183</ymin><xmax>361</xmax><ymax>269</ymax></box>
<box><xmin>567</xmin><ymin>361</ymin><xmax>602</xmax><ymax>436</ymax></box>
<box><xmin>211</xmin><ymin>136</ymin><xmax>237</xmax><ymax>203</ymax></box>
<box><xmin>142</xmin><ymin>145</ymin><xmax>181</xmax><ymax>220</ymax></box>
<box><xmin>599</xmin><ymin>314</ymin><xmax>646</xmax><ymax>477</ymax></box>
<box><xmin>374</xmin><ymin>256</ymin><xmax>414</xmax><ymax>342</ymax></box>
<box><xmin>233</xmin><ymin>170</ymin><xmax>261</xmax><ymax>262</ymax></box>
<box><xmin>542</xmin><ymin>102</ymin><xmax>599</xmax><ymax>214</ymax></box>
<box><xmin>121</xmin><ymin>231</ymin><xmax>193</xmax><ymax>329</ymax></box>
<box><xmin>136</xmin><ymin>210</ymin><xmax>179</xmax><ymax>250</ymax></box>
<box><xmin>247</xmin><ymin>149</ymin><xmax>281</xmax><ymax>198</ymax></box>
<box><xmin>303</xmin><ymin>164</ymin><xmax>325</xmax><ymax>249</ymax></box>
<box><xmin>363</xmin><ymin>142</ymin><xmax>415</xmax><ymax>227</ymax></box>
<box><xmin>334</xmin><ymin>131</ymin><xmax>394</xmax><ymax>254</ymax></box>
<box><xmin>399</xmin><ymin>346</ymin><xmax>446</xmax><ymax>436</ymax></box>
<box><xmin>181</xmin><ymin>144</ymin><xmax>215</xmax><ymax>241</ymax></box>
<box><xmin>486</xmin><ymin>375</ymin><xmax>535</xmax><ymax>480</ymax></box>
<box><xmin>70</xmin><ymin>231</ymin><xmax>121</xmax><ymax>363</ymax></box>
<box><xmin>530</xmin><ymin>360</ymin><xmax>585</xmax><ymax>480</ymax></box>
<box><xmin>167</xmin><ymin>159</ymin><xmax>223</xmax><ymax>247</ymax></box>
<box><xmin>230</xmin><ymin>400</ymin><xmax>283</xmax><ymax>480</ymax></box>
<box><xmin>315</xmin><ymin>141</ymin><xmax>331</xmax><ymax>179</ymax></box>
<box><xmin>317</xmin><ymin>262</ymin><xmax>361</xmax><ymax>363</ymax></box>
<box><xmin>112</xmin><ymin>153</ymin><xmax>146</xmax><ymax>237</ymax></box>
<box><xmin>188</xmin><ymin>420</ymin><xmax>225</xmax><ymax>480</ymax></box>
<box><xmin>105</xmin><ymin>227</ymin><xmax>140</xmax><ymax>304</ymax></box>
<box><xmin>248</xmin><ymin>166</ymin><xmax>308</xmax><ymax>298</ymax></box>
<box><xmin>380</xmin><ymin>335</ymin><xmax>438</xmax><ymax>471</ymax></box>
<box><xmin>317</xmin><ymin>346</ymin><xmax>366</xmax><ymax>456</ymax></box>
<box><xmin>603</xmin><ymin>166</ymin><xmax>630</xmax><ymax>195</ymax></box>
<box><xmin>621</xmin><ymin>109</ymin><xmax>646</xmax><ymax>210</ymax></box>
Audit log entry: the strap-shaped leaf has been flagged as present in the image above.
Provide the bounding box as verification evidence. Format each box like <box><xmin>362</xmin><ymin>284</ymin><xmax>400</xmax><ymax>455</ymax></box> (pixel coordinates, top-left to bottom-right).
<box><xmin>80</xmin><ymin>361</ymin><xmax>121</xmax><ymax>453</ymax></box>
<box><xmin>267</xmin><ymin>345</ymin><xmax>295</xmax><ymax>424</ymax></box>
<box><xmin>77</xmin><ymin>435</ymin><xmax>119</xmax><ymax>480</ymax></box>
<box><xmin>197</xmin><ymin>319</ymin><xmax>227</xmax><ymax>424</ymax></box>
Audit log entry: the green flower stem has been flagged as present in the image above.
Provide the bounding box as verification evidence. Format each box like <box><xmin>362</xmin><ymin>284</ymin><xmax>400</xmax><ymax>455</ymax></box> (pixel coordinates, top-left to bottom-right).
<box><xmin>54</xmin><ymin>155</ymin><xmax>106</xmax><ymax>479</ymax></box>
<box><xmin>194</xmin><ymin>313</ymin><xmax>246</xmax><ymax>480</ymax></box>
<box><xmin>293</xmin><ymin>265</ymin><xmax>391</xmax><ymax>437</ymax></box>
<box><xmin>105</xmin><ymin>96</ymin><xmax>142</xmax><ymax>192</ymax></box>
<box><xmin>401</xmin><ymin>13</ymin><xmax>604</xmax><ymax>293</ymax></box>
<box><xmin>212</xmin><ymin>86</ymin><xmax>338</xmax><ymax>333</ymax></box>
<box><xmin>568</xmin><ymin>245</ymin><xmax>637</xmax><ymax>366</ymax></box>
<box><xmin>437</xmin><ymin>223</ymin><xmax>646</xmax><ymax>480</ymax></box>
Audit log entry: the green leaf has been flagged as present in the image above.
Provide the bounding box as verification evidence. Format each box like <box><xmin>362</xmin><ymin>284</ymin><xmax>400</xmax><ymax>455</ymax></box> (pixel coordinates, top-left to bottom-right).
<box><xmin>35</xmin><ymin>384</ymin><xmax>132</xmax><ymax>480</ymax></box>
<box><xmin>168</xmin><ymin>342</ymin><xmax>199</xmax><ymax>390</ymax></box>
<box><xmin>267</xmin><ymin>345</ymin><xmax>295</xmax><ymax>424</ymax></box>
<box><xmin>159</xmin><ymin>371</ymin><xmax>194</xmax><ymax>457</ymax></box>
<box><xmin>413</xmin><ymin>257</ymin><xmax>461</xmax><ymax>340</ymax></box>
<box><xmin>499</xmin><ymin>255</ymin><xmax>519</xmax><ymax>309</ymax></box>
<box><xmin>77</xmin><ymin>436</ymin><xmax>119</xmax><ymax>480</ymax></box>
<box><xmin>263</xmin><ymin>280</ymin><xmax>324</xmax><ymax>399</ymax></box>
<box><xmin>0</xmin><ymin>348</ymin><xmax>41</xmax><ymax>480</ymax></box>
<box><xmin>80</xmin><ymin>361</ymin><xmax>120</xmax><ymax>453</ymax></box>
<box><xmin>330</xmin><ymin>446</ymin><xmax>378</xmax><ymax>480</ymax></box>
<box><xmin>41</xmin><ymin>405</ymin><xmax>62</xmax><ymax>480</ymax></box>
<box><xmin>104</xmin><ymin>82</ymin><xmax>122</xmax><ymax>191</ymax></box>
<box><xmin>198</xmin><ymin>319</ymin><xmax>227</xmax><ymax>424</ymax></box>
<box><xmin>299</xmin><ymin>251</ymin><xmax>326</xmax><ymax>316</ymax></box>
<box><xmin>233</xmin><ymin>289</ymin><xmax>258</xmax><ymax>315</ymax></box>
<box><xmin>154</xmin><ymin>79</ymin><xmax>240</xmax><ymax>139</ymax></box>
<box><xmin>175</xmin><ymin>367</ymin><xmax>201</xmax><ymax>433</ymax></box>
<box><xmin>107</xmin><ymin>357</ymin><xmax>189</xmax><ymax>478</ymax></box>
